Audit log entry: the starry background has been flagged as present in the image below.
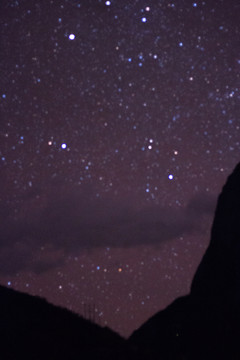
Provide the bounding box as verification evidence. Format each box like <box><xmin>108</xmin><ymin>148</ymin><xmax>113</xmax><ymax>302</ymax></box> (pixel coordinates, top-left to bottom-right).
<box><xmin>0</xmin><ymin>0</ymin><xmax>239</xmax><ymax>337</ymax></box>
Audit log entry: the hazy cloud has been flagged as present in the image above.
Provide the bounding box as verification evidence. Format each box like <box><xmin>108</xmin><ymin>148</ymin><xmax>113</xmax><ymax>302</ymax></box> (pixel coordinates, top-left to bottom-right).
<box><xmin>0</xmin><ymin>186</ymin><xmax>217</xmax><ymax>275</ymax></box>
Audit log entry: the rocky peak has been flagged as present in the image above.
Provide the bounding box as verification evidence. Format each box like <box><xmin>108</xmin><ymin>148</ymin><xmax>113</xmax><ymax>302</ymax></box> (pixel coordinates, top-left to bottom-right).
<box><xmin>191</xmin><ymin>163</ymin><xmax>240</xmax><ymax>300</ymax></box>
<box><xmin>128</xmin><ymin>163</ymin><xmax>240</xmax><ymax>359</ymax></box>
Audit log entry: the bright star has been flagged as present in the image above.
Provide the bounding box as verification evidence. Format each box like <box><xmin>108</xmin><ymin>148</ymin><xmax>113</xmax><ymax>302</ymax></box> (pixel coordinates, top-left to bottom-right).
<box><xmin>68</xmin><ymin>34</ymin><xmax>75</xmax><ymax>40</ymax></box>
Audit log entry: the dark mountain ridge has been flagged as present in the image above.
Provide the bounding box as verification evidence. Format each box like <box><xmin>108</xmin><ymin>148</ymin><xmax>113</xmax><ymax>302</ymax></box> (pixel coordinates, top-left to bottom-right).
<box><xmin>0</xmin><ymin>284</ymin><xmax>125</xmax><ymax>359</ymax></box>
<box><xmin>2</xmin><ymin>163</ymin><xmax>240</xmax><ymax>359</ymax></box>
<box><xmin>129</xmin><ymin>163</ymin><xmax>240</xmax><ymax>359</ymax></box>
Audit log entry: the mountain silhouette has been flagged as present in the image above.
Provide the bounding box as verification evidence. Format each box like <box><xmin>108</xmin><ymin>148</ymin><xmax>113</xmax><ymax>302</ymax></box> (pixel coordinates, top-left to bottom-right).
<box><xmin>129</xmin><ymin>163</ymin><xmax>240</xmax><ymax>359</ymax></box>
<box><xmin>0</xmin><ymin>285</ymin><xmax>125</xmax><ymax>360</ymax></box>
<box><xmin>2</xmin><ymin>164</ymin><xmax>240</xmax><ymax>359</ymax></box>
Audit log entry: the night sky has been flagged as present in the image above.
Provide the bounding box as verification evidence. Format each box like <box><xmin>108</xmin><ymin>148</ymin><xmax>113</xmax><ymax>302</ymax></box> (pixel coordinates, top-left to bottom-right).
<box><xmin>0</xmin><ymin>0</ymin><xmax>240</xmax><ymax>337</ymax></box>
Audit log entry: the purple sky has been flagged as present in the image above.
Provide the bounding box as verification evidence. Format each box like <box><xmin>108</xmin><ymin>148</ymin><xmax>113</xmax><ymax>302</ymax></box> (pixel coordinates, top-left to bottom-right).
<box><xmin>0</xmin><ymin>0</ymin><xmax>239</xmax><ymax>336</ymax></box>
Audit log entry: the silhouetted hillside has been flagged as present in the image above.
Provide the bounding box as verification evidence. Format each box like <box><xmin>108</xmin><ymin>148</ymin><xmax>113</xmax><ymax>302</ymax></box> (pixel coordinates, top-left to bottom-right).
<box><xmin>129</xmin><ymin>163</ymin><xmax>240</xmax><ymax>359</ymax></box>
<box><xmin>191</xmin><ymin>162</ymin><xmax>240</xmax><ymax>298</ymax></box>
<box><xmin>2</xmin><ymin>164</ymin><xmax>240</xmax><ymax>359</ymax></box>
<box><xmin>0</xmin><ymin>285</ymin><xmax>125</xmax><ymax>359</ymax></box>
